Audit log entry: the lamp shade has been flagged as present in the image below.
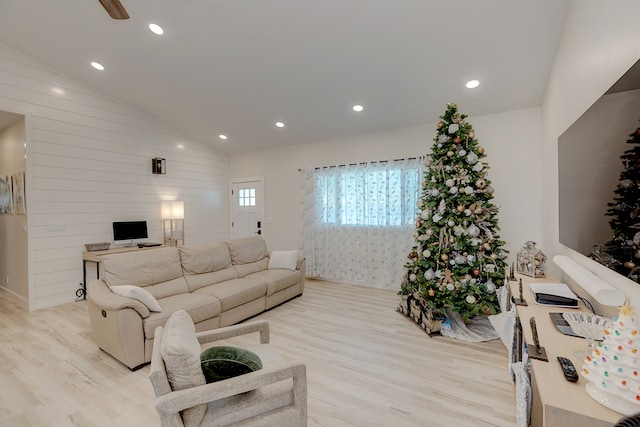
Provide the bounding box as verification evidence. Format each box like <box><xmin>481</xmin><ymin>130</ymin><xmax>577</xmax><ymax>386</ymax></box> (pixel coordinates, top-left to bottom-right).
<box><xmin>162</xmin><ymin>201</ymin><xmax>184</xmax><ymax>219</ymax></box>
<box><xmin>553</xmin><ymin>255</ymin><xmax>626</xmax><ymax>306</ymax></box>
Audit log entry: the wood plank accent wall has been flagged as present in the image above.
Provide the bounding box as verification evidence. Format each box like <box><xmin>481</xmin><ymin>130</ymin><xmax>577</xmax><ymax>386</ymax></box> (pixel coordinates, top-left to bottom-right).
<box><xmin>0</xmin><ymin>42</ymin><xmax>229</xmax><ymax>310</ymax></box>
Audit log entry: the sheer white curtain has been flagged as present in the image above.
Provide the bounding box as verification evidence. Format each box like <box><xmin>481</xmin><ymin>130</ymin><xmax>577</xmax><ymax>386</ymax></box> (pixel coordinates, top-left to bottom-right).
<box><xmin>302</xmin><ymin>158</ymin><xmax>422</xmax><ymax>289</ymax></box>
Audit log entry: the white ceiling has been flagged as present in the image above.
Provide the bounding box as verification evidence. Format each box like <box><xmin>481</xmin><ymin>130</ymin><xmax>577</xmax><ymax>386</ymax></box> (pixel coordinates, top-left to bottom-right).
<box><xmin>0</xmin><ymin>0</ymin><xmax>570</xmax><ymax>155</ymax></box>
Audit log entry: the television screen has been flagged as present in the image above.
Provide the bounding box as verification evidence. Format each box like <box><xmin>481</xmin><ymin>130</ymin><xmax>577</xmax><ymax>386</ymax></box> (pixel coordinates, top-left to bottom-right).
<box><xmin>112</xmin><ymin>221</ymin><xmax>148</xmax><ymax>244</ymax></box>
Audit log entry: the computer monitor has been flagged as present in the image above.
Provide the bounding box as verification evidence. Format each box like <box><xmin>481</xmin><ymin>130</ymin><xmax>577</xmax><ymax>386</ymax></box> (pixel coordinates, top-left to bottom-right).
<box><xmin>112</xmin><ymin>221</ymin><xmax>148</xmax><ymax>246</ymax></box>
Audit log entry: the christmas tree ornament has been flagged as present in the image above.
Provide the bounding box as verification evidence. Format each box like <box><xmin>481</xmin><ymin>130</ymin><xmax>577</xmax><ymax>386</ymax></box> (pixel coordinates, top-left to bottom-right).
<box><xmin>624</xmin><ymin>261</ymin><xmax>636</xmax><ymax>270</ymax></box>
<box><xmin>466</xmin><ymin>152</ymin><xmax>478</xmax><ymax>164</ymax></box>
<box><xmin>466</xmin><ymin>295</ymin><xmax>477</xmax><ymax>304</ymax></box>
<box><xmin>428</xmin><ymin>289</ymin><xmax>436</xmax><ymax>296</ymax></box>
<box><xmin>467</xmin><ymin>224</ymin><xmax>480</xmax><ymax>237</ymax></box>
<box><xmin>478</xmin><ymin>146</ymin><xmax>485</xmax><ymax>155</ymax></box>
<box><xmin>445</xmin><ymin>178</ymin><xmax>455</xmax><ymax>187</ymax></box>
<box><xmin>473</xmin><ymin>268</ymin><xmax>481</xmax><ymax>276</ymax></box>
<box><xmin>437</xmin><ymin>121</ymin><xmax>444</xmax><ymax>129</ymax></box>
<box><xmin>472</xmin><ymin>163</ymin><xmax>484</xmax><ymax>172</ymax></box>
<box><xmin>447</xmin><ymin>150</ymin><xmax>455</xmax><ymax>157</ymax></box>
<box><xmin>409</xmin><ymin>273</ymin><xmax>417</xmax><ymax>282</ymax></box>
<box><xmin>449</xmin><ymin>186</ymin><xmax>458</xmax><ymax>194</ymax></box>
<box><xmin>457</xmin><ymin>205</ymin><xmax>465</xmax><ymax>213</ymax></box>
<box><xmin>447</xmin><ymin>219</ymin><xmax>455</xmax><ymax>227</ymax></box>
<box><xmin>469</xmin><ymin>131</ymin><xmax>475</xmax><ymax>139</ymax></box>
<box><xmin>448</xmin><ymin>124</ymin><xmax>459</xmax><ymax>134</ymax></box>
<box><xmin>453</xmin><ymin>136</ymin><xmax>461</xmax><ymax>144</ymax></box>
<box><xmin>458</xmin><ymin>149</ymin><xmax>467</xmax><ymax>156</ymax></box>
<box><xmin>420</xmin><ymin>210</ymin><xmax>429</xmax><ymax>220</ymax></box>
<box><xmin>441</xmin><ymin>254</ymin><xmax>449</xmax><ymax>261</ymax></box>
<box><xmin>464</xmin><ymin>186</ymin><xmax>474</xmax><ymax>195</ymax></box>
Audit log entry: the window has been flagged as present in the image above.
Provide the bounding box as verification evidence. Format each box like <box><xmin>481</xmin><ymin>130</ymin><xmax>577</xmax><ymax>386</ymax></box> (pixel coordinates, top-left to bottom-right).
<box><xmin>238</xmin><ymin>188</ymin><xmax>256</xmax><ymax>207</ymax></box>
<box><xmin>314</xmin><ymin>162</ymin><xmax>421</xmax><ymax>226</ymax></box>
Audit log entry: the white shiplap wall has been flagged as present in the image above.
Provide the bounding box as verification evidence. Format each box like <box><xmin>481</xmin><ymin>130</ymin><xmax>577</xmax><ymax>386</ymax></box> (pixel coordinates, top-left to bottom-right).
<box><xmin>0</xmin><ymin>42</ymin><xmax>229</xmax><ymax>310</ymax></box>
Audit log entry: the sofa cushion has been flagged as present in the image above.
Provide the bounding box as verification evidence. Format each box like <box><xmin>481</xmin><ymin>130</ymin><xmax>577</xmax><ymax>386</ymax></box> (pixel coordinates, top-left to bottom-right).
<box><xmin>246</xmin><ymin>269</ymin><xmax>302</xmax><ymax>296</ymax></box>
<box><xmin>195</xmin><ymin>278</ymin><xmax>267</xmax><ymax>311</ymax></box>
<box><xmin>184</xmin><ymin>266</ymin><xmax>239</xmax><ymax>292</ymax></box>
<box><xmin>179</xmin><ymin>242</ymin><xmax>232</xmax><ymax>275</ymax></box>
<box><xmin>234</xmin><ymin>257</ymin><xmax>269</xmax><ymax>278</ymax></box>
<box><xmin>101</xmin><ymin>247</ymin><xmax>190</xmax><ymax>298</ymax></box>
<box><xmin>200</xmin><ymin>346</ymin><xmax>262</xmax><ymax>383</ymax></box>
<box><xmin>110</xmin><ymin>285</ymin><xmax>162</xmax><ymax>312</ymax></box>
<box><xmin>227</xmin><ymin>236</ymin><xmax>268</xmax><ymax>265</ymax></box>
<box><xmin>268</xmin><ymin>250</ymin><xmax>300</xmax><ymax>270</ymax></box>
<box><xmin>160</xmin><ymin>310</ymin><xmax>207</xmax><ymax>427</ymax></box>
<box><xmin>144</xmin><ymin>293</ymin><xmax>222</xmax><ymax>339</ymax></box>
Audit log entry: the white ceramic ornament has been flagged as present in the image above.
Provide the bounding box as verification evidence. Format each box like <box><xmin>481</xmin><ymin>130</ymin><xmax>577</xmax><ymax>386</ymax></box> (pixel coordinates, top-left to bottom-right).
<box><xmin>448</xmin><ymin>124</ymin><xmax>459</xmax><ymax>134</ymax></box>
<box><xmin>424</xmin><ymin>249</ymin><xmax>431</xmax><ymax>257</ymax></box>
<box><xmin>459</xmin><ymin>149</ymin><xmax>467</xmax><ymax>156</ymax></box>
<box><xmin>466</xmin><ymin>152</ymin><xmax>479</xmax><ymax>165</ymax></box>
<box><xmin>432</xmin><ymin>189</ymin><xmax>440</xmax><ymax>196</ymax></box>
<box><xmin>423</xmin><ymin>158</ymin><xmax>432</xmax><ymax>167</ymax></box>
<box><xmin>467</xmin><ymin>224</ymin><xmax>480</xmax><ymax>237</ymax></box>
<box><xmin>473</xmin><ymin>162</ymin><xmax>484</xmax><ymax>172</ymax></box>
<box><xmin>464</xmin><ymin>186</ymin><xmax>474</xmax><ymax>195</ymax></box>
<box><xmin>420</xmin><ymin>210</ymin><xmax>429</xmax><ymax>220</ymax></box>
<box><xmin>467</xmin><ymin>254</ymin><xmax>476</xmax><ymax>262</ymax></box>
<box><xmin>424</xmin><ymin>269</ymin><xmax>434</xmax><ymax>280</ymax></box>
<box><xmin>449</xmin><ymin>186</ymin><xmax>458</xmax><ymax>194</ymax></box>
<box><xmin>445</xmin><ymin>179</ymin><xmax>455</xmax><ymax>187</ymax></box>
<box><xmin>432</xmin><ymin>214</ymin><xmax>442</xmax><ymax>222</ymax></box>
<box><xmin>446</xmin><ymin>283</ymin><xmax>455</xmax><ymax>291</ymax></box>
<box><xmin>485</xmin><ymin>280</ymin><xmax>496</xmax><ymax>293</ymax></box>
<box><xmin>466</xmin><ymin>295</ymin><xmax>477</xmax><ymax>304</ymax></box>
<box><xmin>409</xmin><ymin>273</ymin><xmax>417</xmax><ymax>282</ymax></box>
<box><xmin>464</xmin><ymin>209</ymin><xmax>472</xmax><ymax>216</ymax></box>
<box><xmin>447</xmin><ymin>220</ymin><xmax>455</xmax><ymax>227</ymax></box>
<box><xmin>439</xmin><ymin>134</ymin><xmax>450</xmax><ymax>143</ymax></box>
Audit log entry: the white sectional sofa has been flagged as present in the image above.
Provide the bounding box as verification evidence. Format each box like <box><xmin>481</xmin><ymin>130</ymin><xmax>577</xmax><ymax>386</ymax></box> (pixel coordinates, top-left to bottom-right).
<box><xmin>87</xmin><ymin>236</ymin><xmax>305</xmax><ymax>369</ymax></box>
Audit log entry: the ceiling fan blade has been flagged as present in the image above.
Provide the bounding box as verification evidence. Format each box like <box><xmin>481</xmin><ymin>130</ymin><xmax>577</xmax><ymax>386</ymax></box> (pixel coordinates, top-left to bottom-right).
<box><xmin>98</xmin><ymin>0</ymin><xmax>130</xmax><ymax>20</ymax></box>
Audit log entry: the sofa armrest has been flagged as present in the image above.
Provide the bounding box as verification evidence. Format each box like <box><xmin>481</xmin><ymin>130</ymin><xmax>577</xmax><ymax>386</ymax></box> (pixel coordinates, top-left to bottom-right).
<box><xmin>87</xmin><ymin>279</ymin><xmax>151</xmax><ymax>318</ymax></box>
<box><xmin>195</xmin><ymin>320</ymin><xmax>270</xmax><ymax>345</ymax></box>
<box><xmin>155</xmin><ymin>361</ymin><xmax>307</xmax><ymax>416</ymax></box>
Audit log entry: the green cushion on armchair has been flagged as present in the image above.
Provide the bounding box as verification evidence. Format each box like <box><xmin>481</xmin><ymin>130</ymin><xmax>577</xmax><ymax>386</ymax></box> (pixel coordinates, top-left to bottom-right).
<box><xmin>200</xmin><ymin>346</ymin><xmax>263</xmax><ymax>383</ymax></box>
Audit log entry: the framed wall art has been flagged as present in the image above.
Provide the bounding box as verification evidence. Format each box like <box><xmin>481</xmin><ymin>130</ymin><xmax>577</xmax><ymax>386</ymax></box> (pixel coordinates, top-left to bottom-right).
<box><xmin>12</xmin><ymin>172</ymin><xmax>25</xmax><ymax>214</ymax></box>
<box><xmin>0</xmin><ymin>175</ymin><xmax>13</xmax><ymax>214</ymax></box>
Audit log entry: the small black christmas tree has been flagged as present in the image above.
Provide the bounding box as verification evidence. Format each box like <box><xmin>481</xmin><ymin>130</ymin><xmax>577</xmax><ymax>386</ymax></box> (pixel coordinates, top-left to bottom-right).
<box><xmin>399</xmin><ymin>103</ymin><xmax>507</xmax><ymax>323</ymax></box>
<box><xmin>603</xmin><ymin>124</ymin><xmax>640</xmax><ymax>282</ymax></box>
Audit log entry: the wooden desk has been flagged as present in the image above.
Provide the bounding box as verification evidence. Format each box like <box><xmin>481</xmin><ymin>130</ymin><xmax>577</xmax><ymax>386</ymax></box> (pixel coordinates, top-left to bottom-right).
<box><xmin>79</xmin><ymin>246</ymin><xmax>161</xmax><ymax>300</ymax></box>
<box><xmin>510</xmin><ymin>275</ymin><xmax>621</xmax><ymax>427</ymax></box>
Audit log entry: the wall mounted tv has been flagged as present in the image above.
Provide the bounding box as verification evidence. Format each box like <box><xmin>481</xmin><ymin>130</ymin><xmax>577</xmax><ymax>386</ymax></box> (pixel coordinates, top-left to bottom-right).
<box><xmin>558</xmin><ymin>58</ymin><xmax>640</xmax><ymax>283</ymax></box>
<box><xmin>112</xmin><ymin>221</ymin><xmax>148</xmax><ymax>246</ymax></box>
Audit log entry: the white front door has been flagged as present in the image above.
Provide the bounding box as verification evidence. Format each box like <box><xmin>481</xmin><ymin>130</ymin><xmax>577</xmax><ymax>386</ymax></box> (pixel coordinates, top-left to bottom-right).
<box><xmin>230</xmin><ymin>178</ymin><xmax>264</xmax><ymax>239</ymax></box>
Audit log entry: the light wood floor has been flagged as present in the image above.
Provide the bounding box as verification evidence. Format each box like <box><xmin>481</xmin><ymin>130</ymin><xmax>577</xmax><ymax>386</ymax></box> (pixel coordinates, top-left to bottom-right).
<box><xmin>0</xmin><ymin>279</ymin><xmax>516</xmax><ymax>426</ymax></box>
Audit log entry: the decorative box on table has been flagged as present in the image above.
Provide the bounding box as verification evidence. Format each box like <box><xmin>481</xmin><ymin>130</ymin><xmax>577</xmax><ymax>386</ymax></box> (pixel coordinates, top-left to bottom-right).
<box><xmin>516</xmin><ymin>241</ymin><xmax>547</xmax><ymax>278</ymax></box>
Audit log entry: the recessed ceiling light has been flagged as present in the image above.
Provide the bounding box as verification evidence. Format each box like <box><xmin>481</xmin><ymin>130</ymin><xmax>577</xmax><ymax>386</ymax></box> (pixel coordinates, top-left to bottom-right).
<box><xmin>176</xmin><ymin>143</ymin><xmax>184</xmax><ymax>149</ymax></box>
<box><xmin>51</xmin><ymin>87</ymin><xmax>65</xmax><ymax>95</ymax></box>
<box><xmin>91</xmin><ymin>61</ymin><xmax>105</xmax><ymax>71</ymax></box>
<box><xmin>275</xmin><ymin>121</ymin><xmax>285</xmax><ymax>128</ymax></box>
<box><xmin>218</xmin><ymin>134</ymin><xmax>228</xmax><ymax>140</ymax></box>
<box><xmin>466</xmin><ymin>80</ymin><xmax>480</xmax><ymax>89</ymax></box>
<box><xmin>353</xmin><ymin>105</ymin><xmax>364</xmax><ymax>112</ymax></box>
<box><xmin>149</xmin><ymin>23</ymin><xmax>164</xmax><ymax>35</ymax></box>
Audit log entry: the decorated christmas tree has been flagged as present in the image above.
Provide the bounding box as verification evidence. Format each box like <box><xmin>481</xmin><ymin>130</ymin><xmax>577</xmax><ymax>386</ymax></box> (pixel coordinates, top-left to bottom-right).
<box><xmin>603</xmin><ymin>124</ymin><xmax>640</xmax><ymax>283</ymax></box>
<box><xmin>581</xmin><ymin>302</ymin><xmax>640</xmax><ymax>415</ymax></box>
<box><xmin>399</xmin><ymin>103</ymin><xmax>507</xmax><ymax>323</ymax></box>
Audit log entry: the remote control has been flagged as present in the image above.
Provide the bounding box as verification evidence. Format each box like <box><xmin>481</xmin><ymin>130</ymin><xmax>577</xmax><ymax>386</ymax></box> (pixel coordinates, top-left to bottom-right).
<box><xmin>557</xmin><ymin>356</ymin><xmax>579</xmax><ymax>382</ymax></box>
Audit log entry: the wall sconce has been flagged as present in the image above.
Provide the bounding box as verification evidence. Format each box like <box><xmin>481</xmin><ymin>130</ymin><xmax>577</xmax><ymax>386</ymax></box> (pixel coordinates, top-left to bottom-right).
<box><xmin>162</xmin><ymin>200</ymin><xmax>184</xmax><ymax>246</ymax></box>
<box><xmin>553</xmin><ymin>255</ymin><xmax>626</xmax><ymax>307</ymax></box>
<box><xmin>152</xmin><ymin>157</ymin><xmax>166</xmax><ymax>174</ymax></box>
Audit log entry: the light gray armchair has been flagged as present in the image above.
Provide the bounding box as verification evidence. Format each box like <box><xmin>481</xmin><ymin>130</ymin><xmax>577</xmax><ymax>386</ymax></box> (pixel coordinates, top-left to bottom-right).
<box><xmin>149</xmin><ymin>314</ymin><xmax>307</xmax><ymax>427</ymax></box>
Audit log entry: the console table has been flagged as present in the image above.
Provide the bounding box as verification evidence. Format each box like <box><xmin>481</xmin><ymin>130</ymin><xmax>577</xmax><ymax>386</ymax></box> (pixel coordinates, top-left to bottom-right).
<box><xmin>509</xmin><ymin>275</ymin><xmax>621</xmax><ymax>426</ymax></box>
<box><xmin>78</xmin><ymin>246</ymin><xmax>160</xmax><ymax>300</ymax></box>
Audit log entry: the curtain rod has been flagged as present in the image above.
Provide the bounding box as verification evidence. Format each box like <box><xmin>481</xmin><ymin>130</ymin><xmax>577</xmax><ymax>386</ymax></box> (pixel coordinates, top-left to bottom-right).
<box><xmin>298</xmin><ymin>156</ymin><xmax>423</xmax><ymax>172</ymax></box>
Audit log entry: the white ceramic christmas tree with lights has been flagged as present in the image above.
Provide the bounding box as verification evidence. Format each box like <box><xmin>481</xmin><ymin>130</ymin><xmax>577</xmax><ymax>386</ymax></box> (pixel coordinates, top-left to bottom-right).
<box><xmin>581</xmin><ymin>301</ymin><xmax>640</xmax><ymax>415</ymax></box>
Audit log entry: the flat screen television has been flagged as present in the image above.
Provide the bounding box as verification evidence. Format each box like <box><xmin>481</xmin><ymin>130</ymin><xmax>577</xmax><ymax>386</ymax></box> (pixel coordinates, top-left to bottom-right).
<box><xmin>113</xmin><ymin>221</ymin><xmax>148</xmax><ymax>246</ymax></box>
